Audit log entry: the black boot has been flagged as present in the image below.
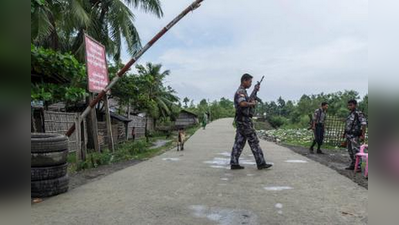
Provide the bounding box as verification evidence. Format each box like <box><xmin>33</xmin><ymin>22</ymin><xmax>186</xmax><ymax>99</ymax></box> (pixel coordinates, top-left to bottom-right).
<box><xmin>257</xmin><ymin>163</ymin><xmax>273</xmax><ymax>170</ymax></box>
<box><xmin>231</xmin><ymin>165</ymin><xmax>245</xmax><ymax>170</ymax></box>
<box><xmin>316</xmin><ymin>142</ymin><xmax>324</xmax><ymax>154</ymax></box>
<box><xmin>309</xmin><ymin>141</ymin><xmax>316</xmax><ymax>154</ymax></box>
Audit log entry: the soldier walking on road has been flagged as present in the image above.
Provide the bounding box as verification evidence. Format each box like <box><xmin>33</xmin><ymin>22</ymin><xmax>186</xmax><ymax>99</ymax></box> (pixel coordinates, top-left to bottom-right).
<box><xmin>230</xmin><ymin>74</ymin><xmax>273</xmax><ymax>170</ymax></box>
<box><xmin>309</xmin><ymin>102</ymin><xmax>329</xmax><ymax>154</ymax></box>
<box><xmin>343</xmin><ymin>99</ymin><xmax>367</xmax><ymax>171</ymax></box>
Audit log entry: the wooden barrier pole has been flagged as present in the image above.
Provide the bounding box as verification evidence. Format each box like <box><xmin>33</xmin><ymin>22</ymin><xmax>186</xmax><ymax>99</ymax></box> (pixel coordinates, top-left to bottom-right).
<box><xmin>65</xmin><ymin>0</ymin><xmax>204</xmax><ymax>137</ymax></box>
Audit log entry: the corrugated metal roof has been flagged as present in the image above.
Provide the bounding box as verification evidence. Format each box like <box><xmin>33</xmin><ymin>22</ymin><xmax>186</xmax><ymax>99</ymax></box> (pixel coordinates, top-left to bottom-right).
<box><xmin>110</xmin><ymin>112</ymin><xmax>132</xmax><ymax>122</ymax></box>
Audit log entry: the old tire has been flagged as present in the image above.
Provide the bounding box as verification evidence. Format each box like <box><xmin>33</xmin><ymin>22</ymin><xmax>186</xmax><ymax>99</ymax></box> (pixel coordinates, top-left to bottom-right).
<box><xmin>31</xmin><ymin>175</ymin><xmax>69</xmax><ymax>198</ymax></box>
<box><xmin>31</xmin><ymin>150</ymin><xmax>68</xmax><ymax>167</ymax></box>
<box><xmin>31</xmin><ymin>133</ymin><xmax>68</xmax><ymax>153</ymax></box>
<box><xmin>31</xmin><ymin>163</ymin><xmax>68</xmax><ymax>181</ymax></box>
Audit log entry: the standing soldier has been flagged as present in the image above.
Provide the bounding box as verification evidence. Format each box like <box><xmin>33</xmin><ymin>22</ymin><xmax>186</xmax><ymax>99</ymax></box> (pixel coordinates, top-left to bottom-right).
<box><xmin>202</xmin><ymin>112</ymin><xmax>208</xmax><ymax>130</ymax></box>
<box><xmin>230</xmin><ymin>74</ymin><xmax>273</xmax><ymax>170</ymax></box>
<box><xmin>309</xmin><ymin>102</ymin><xmax>329</xmax><ymax>154</ymax></box>
<box><xmin>343</xmin><ymin>99</ymin><xmax>367</xmax><ymax>171</ymax></box>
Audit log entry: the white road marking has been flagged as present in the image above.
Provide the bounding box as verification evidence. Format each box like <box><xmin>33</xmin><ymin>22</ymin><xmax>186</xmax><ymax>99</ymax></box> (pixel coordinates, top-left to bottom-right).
<box><xmin>264</xmin><ymin>186</ymin><xmax>293</xmax><ymax>191</ymax></box>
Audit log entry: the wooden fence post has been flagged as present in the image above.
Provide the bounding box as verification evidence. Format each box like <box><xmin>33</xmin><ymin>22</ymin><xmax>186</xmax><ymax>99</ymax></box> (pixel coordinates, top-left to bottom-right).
<box><xmin>75</xmin><ymin>115</ymin><xmax>82</xmax><ymax>162</ymax></box>
<box><xmin>88</xmin><ymin>94</ymin><xmax>101</xmax><ymax>152</ymax></box>
<box><xmin>82</xmin><ymin>117</ymin><xmax>87</xmax><ymax>161</ymax></box>
<box><xmin>104</xmin><ymin>95</ymin><xmax>115</xmax><ymax>152</ymax></box>
<box><xmin>126</xmin><ymin>102</ymin><xmax>130</xmax><ymax>141</ymax></box>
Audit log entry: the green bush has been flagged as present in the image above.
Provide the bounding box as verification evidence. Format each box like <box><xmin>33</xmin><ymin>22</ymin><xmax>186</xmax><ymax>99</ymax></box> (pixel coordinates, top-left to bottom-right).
<box><xmin>268</xmin><ymin>116</ymin><xmax>288</xmax><ymax>128</ymax></box>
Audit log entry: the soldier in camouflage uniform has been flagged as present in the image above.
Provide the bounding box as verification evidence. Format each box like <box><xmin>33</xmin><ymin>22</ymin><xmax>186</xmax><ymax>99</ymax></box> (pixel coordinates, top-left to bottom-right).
<box><xmin>309</xmin><ymin>102</ymin><xmax>329</xmax><ymax>154</ymax></box>
<box><xmin>343</xmin><ymin>99</ymin><xmax>367</xmax><ymax>171</ymax></box>
<box><xmin>230</xmin><ymin>74</ymin><xmax>273</xmax><ymax>170</ymax></box>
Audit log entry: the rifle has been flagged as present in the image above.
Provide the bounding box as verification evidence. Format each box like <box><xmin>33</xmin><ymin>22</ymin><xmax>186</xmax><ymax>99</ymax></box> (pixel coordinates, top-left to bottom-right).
<box><xmin>248</xmin><ymin>76</ymin><xmax>265</xmax><ymax>117</ymax></box>
<box><xmin>307</xmin><ymin>114</ymin><xmax>313</xmax><ymax>130</ymax></box>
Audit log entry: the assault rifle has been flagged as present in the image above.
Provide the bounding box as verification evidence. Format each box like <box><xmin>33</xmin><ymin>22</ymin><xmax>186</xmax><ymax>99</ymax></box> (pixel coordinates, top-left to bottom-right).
<box><xmin>248</xmin><ymin>76</ymin><xmax>265</xmax><ymax>117</ymax></box>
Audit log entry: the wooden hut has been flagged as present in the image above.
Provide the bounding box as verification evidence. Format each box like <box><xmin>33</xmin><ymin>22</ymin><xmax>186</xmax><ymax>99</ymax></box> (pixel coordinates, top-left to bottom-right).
<box><xmin>97</xmin><ymin>112</ymin><xmax>132</xmax><ymax>146</ymax></box>
<box><xmin>175</xmin><ymin>110</ymin><xmax>199</xmax><ymax>128</ymax></box>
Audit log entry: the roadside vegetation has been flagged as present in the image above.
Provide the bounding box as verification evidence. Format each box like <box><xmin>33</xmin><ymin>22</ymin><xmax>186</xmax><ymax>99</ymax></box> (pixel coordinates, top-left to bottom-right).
<box><xmin>68</xmin><ymin>125</ymin><xmax>200</xmax><ymax>173</ymax></box>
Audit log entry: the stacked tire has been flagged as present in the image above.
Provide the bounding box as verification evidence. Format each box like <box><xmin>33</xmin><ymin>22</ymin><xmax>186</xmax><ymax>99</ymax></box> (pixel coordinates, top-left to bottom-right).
<box><xmin>31</xmin><ymin>133</ymin><xmax>69</xmax><ymax>198</ymax></box>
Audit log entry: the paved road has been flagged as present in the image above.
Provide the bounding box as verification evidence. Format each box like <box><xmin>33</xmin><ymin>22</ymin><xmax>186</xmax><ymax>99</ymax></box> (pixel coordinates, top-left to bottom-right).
<box><xmin>32</xmin><ymin>118</ymin><xmax>367</xmax><ymax>225</ymax></box>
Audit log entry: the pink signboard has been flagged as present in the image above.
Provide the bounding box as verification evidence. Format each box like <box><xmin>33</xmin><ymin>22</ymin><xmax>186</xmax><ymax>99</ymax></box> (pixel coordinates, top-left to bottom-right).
<box><xmin>84</xmin><ymin>34</ymin><xmax>109</xmax><ymax>93</ymax></box>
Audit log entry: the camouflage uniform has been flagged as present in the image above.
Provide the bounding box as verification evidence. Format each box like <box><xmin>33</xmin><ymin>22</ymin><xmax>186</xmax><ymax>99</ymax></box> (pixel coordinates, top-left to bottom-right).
<box><xmin>230</xmin><ymin>86</ymin><xmax>266</xmax><ymax>166</ymax></box>
<box><xmin>345</xmin><ymin>110</ymin><xmax>367</xmax><ymax>168</ymax></box>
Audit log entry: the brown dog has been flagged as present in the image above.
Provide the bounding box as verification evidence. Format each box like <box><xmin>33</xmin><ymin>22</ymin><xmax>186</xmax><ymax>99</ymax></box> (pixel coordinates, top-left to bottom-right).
<box><xmin>177</xmin><ymin>129</ymin><xmax>186</xmax><ymax>151</ymax></box>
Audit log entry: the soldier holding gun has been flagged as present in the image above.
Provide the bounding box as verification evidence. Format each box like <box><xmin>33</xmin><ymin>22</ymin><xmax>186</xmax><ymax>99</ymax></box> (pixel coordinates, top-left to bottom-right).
<box><xmin>230</xmin><ymin>74</ymin><xmax>273</xmax><ymax>170</ymax></box>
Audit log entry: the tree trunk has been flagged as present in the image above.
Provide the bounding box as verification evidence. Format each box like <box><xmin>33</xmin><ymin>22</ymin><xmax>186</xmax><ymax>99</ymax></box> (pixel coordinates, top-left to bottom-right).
<box><xmin>145</xmin><ymin>115</ymin><xmax>149</xmax><ymax>143</ymax></box>
<box><xmin>86</xmin><ymin>95</ymin><xmax>100</xmax><ymax>152</ymax></box>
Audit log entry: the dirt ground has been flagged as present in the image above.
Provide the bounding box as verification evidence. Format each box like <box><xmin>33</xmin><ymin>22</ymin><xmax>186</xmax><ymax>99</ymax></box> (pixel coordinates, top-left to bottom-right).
<box><xmin>68</xmin><ymin>140</ymin><xmax>174</xmax><ymax>190</ymax></box>
<box><xmin>280</xmin><ymin>144</ymin><xmax>368</xmax><ymax>189</ymax></box>
<box><xmin>68</xmin><ymin>159</ymin><xmax>142</xmax><ymax>190</ymax></box>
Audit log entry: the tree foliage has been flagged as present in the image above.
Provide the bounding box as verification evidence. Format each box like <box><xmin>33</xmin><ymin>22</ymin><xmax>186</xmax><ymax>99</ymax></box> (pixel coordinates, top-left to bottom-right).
<box><xmin>186</xmin><ymin>97</ymin><xmax>235</xmax><ymax>122</ymax></box>
<box><xmin>111</xmin><ymin>63</ymin><xmax>180</xmax><ymax>123</ymax></box>
<box><xmin>31</xmin><ymin>44</ymin><xmax>87</xmax><ymax>105</ymax></box>
<box><xmin>257</xmin><ymin>90</ymin><xmax>368</xmax><ymax>128</ymax></box>
<box><xmin>31</xmin><ymin>0</ymin><xmax>163</xmax><ymax>61</ymax></box>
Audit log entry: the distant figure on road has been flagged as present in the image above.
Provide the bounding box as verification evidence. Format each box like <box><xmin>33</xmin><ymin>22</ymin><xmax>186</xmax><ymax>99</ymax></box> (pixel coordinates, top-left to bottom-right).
<box><xmin>230</xmin><ymin>73</ymin><xmax>273</xmax><ymax>170</ymax></box>
<box><xmin>343</xmin><ymin>99</ymin><xmax>367</xmax><ymax>171</ymax></box>
<box><xmin>177</xmin><ymin>128</ymin><xmax>186</xmax><ymax>151</ymax></box>
<box><xmin>202</xmin><ymin>113</ymin><xmax>208</xmax><ymax>130</ymax></box>
<box><xmin>309</xmin><ymin>102</ymin><xmax>329</xmax><ymax>154</ymax></box>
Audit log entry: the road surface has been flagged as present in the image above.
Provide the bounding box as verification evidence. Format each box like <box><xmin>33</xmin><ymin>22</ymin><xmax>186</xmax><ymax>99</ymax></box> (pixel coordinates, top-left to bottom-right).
<box><xmin>32</xmin><ymin>118</ymin><xmax>367</xmax><ymax>225</ymax></box>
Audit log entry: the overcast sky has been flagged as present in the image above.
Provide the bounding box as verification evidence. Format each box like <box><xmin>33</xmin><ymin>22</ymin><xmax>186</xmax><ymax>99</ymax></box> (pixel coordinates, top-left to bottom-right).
<box><xmin>122</xmin><ymin>0</ymin><xmax>368</xmax><ymax>103</ymax></box>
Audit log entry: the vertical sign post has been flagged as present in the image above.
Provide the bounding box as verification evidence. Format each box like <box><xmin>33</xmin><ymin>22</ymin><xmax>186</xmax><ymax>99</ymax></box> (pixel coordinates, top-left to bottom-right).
<box><xmin>84</xmin><ymin>34</ymin><xmax>113</xmax><ymax>152</ymax></box>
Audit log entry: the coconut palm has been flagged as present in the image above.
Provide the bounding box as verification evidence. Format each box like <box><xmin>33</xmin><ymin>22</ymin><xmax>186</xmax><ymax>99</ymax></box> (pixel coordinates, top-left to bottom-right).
<box><xmin>136</xmin><ymin>63</ymin><xmax>180</xmax><ymax>123</ymax></box>
<box><xmin>183</xmin><ymin>97</ymin><xmax>190</xmax><ymax>108</ymax></box>
<box><xmin>31</xmin><ymin>0</ymin><xmax>163</xmax><ymax>61</ymax></box>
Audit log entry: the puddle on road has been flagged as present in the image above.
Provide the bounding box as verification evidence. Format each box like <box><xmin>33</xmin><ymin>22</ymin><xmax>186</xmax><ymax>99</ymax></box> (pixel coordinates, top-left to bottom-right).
<box><xmin>264</xmin><ymin>186</ymin><xmax>293</xmax><ymax>191</ymax></box>
<box><xmin>190</xmin><ymin>205</ymin><xmax>259</xmax><ymax>225</ymax></box>
<box><xmin>162</xmin><ymin>158</ymin><xmax>180</xmax><ymax>162</ymax></box>
<box><xmin>247</xmin><ymin>174</ymin><xmax>255</xmax><ymax>177</ymax></box>
<box><xmin>220</xmin><ymin>178</ymin><xmax>229</xmax><ymax>181</ymax></box>
<box><xmin>285</xmin><ymin>160</ymin><xmax>308</xmax><ymax>163</ymax></box>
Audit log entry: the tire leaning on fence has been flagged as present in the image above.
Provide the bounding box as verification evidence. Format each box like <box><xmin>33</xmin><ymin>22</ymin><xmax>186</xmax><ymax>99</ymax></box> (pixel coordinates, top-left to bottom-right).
<box><xmin>31</xmin><ymin>133</ymin><xmax>69</xmax><ymax>198</ymax></box>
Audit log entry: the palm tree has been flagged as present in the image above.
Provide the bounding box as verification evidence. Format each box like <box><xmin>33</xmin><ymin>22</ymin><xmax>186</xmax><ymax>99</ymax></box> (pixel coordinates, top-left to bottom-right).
<box><xmin>183</xmin><ymin>97</ymin><xmax>190</xmax><ymax>108</ymax></box>
<box><xmin>31</xmin><ymin>0</ymin><xmax>163</xmax><ymax>61</ymax></box>
<box><xmin>136</xmin><ymin>63</ymin><xmax>180</xmax><ymax>120</ymax></box>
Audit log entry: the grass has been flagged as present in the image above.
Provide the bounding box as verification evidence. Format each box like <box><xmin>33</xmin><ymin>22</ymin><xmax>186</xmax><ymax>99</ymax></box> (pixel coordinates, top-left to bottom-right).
<box><xmin>68</xmin><ymin>125</ymin><xmax>201</xmax><ymax>174</ymax></box>
<box><xmin>253</xmin><ymin>120</ymin><xmax>273</xmax><ymax>130</ymax></box>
